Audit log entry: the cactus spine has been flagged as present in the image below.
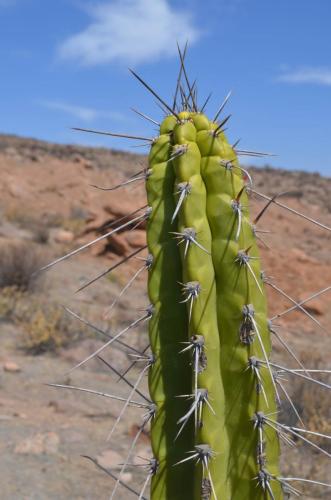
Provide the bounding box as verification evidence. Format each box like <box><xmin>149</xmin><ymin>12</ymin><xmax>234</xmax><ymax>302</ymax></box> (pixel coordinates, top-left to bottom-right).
<box><xmin>145</xmin><ymin>105</ymin><xmax>282</xmax><ymax>499</ymax></box>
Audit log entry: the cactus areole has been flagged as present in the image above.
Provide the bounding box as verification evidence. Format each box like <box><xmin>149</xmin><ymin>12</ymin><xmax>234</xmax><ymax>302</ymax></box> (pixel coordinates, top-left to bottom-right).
<box><xmin>146</xmin><ymin>109</ymin><xmax>282</xmax><ymax>499</ymax></box>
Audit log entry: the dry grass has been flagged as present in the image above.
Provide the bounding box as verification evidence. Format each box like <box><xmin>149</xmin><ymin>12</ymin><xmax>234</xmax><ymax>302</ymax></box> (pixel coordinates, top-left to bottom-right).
<box><xmin>0</xmin><ymin>286</ymin><xmax>88</xmax><ymax>354</ymax></box>
<box><xmin>4</xmin><ymin>205</ymin><xmax>38</xmax><ymax>227</ymax></box>
<box><xmin>0</xmin><ymin>241</ymin><xmax>45</xmax><ymax>291</ymax></box>
<box><xmin>61</xmin><ymin>217</ymin><xmax>86</xmax><ymax>236</ymax></box>
<box><xmin>0</xmin><ymin>286</ymin><xmax>25</xmax><ymax>318</ymax></box>
<box><xmin>287</xmin><ymin>351</ymin><xmax>331</xmax><ymax>452</ymax></box>
<box><xmin>19</xmin><ymin>303</ymin><xmax>87</xmax><ymax>354</ymax></box>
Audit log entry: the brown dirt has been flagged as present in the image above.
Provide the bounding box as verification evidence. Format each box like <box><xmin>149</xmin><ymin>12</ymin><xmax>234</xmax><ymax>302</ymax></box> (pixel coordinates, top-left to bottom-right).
<box><xmin>0</xmin><ymin>133</ymin><xmax>330</xmax><ymax>499</ymax></box>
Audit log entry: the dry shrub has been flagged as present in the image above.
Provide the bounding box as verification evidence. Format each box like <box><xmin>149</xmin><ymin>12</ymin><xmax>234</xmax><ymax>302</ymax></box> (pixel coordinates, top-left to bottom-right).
<box><xmin>0</xmin><ymin>290</ymin><xmax>88</xmax><ymax>354</ymax></box>
<box><xmin>4</xmin><ymin>206</ymin><xmax>50</xmax><ymax>244</ymax></box>
<box><xmin>19</xmin><ymin>303</ymin><xmax>86</xmax><ymax>355</ymax></box>
<box><xmin>0</xmin><ymin>284</ymin><xmax>87</xmax><ymax>355</ymax></box>
<box><xmin>4</xmin><ymin>206</ymin><xmax>37</xmax><ymax>227</ymax></box>
<box><xmin>284</xmin><ymin>350</ymin><xmax>331</xmax><ymax>452</ymax></box>
<box><xmin>0</xmin><ymin>241</ymin><xmax>87</xmax><ymax>354</ymax></box>
<box><xmin>61</xmin><ymin>217</ymin><xmax>86</xmax><ymax>236</ymax></box>
<box><xmin>0</xmin><ymin>241</ymin><xmax>45</xmax><ymax>291</ymax></box>
<box><xmin>0</xmin><ymin>286</ymin><xmax>25</xmax><ymax>318</ymax></box>
<box><xmin>32</xmin><ymin>225</ymin><xmax>49</xmax><ymax>244</ymax></box>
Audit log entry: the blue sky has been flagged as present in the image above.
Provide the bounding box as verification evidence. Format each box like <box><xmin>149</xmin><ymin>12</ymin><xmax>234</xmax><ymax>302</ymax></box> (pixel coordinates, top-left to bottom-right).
<box><xmin>1</xmin><ymin>0</ymin><xmax>330</xmax><ymax>175</ymax></box>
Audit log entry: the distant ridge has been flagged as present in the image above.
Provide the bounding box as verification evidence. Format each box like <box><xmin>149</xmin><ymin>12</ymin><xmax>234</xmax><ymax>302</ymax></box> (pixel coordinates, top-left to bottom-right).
<box><xmin>0</xmin><ymin>132</ymin><xmax>329</xmax><ymax>211</ymax></box>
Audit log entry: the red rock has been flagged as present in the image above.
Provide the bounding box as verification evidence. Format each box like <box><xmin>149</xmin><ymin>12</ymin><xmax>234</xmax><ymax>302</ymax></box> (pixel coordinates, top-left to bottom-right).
<box><xmin>107</xmin><ymin>233</ymin><xmax>130</xmax><ymax>256</ymax></box>
<box><xmin>54</xmin><ymin>229</ymin><xmax>74</xmax><ymax>244</ymax></box>
<box><xmin>3</xmin><ymin>361</ymin><xmax>21</xmax><ymax>373</ymax></box>
<box><xmin>89</xmin><ymin>233</ymin><xmax>130</xmax><ymax>256</ymax></box>
<box><xmin>300</xmin><ymin>298</ymin><xmax>324</xmax><ymax>316</ymax></box>
<box><xmin>89</xmin><ymin>239</ymin><xmax>108</xmax><ymax>257</ymax></box>
<box><xmin>124</xmin><ymin>230</ymin><xmax>146</xmax><ymax>248</ymax></box>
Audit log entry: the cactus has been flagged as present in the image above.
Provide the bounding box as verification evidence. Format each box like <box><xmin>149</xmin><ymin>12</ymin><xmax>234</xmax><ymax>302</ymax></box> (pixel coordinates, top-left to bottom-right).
<box><xmin>45</xmin><ymin>47</ymin><xmax>331</xmax><ymax>499</ymax></box>
<box><xmin>146</xmin><ymin>105</ymin><xmax>283</xmax><ymax>499</ymax></box>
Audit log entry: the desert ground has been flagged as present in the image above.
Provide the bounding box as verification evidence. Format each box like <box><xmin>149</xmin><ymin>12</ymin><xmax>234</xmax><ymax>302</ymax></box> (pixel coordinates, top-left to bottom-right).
<box><xmin>0</xmin><ymin>133</ymin><xmax>330</xmax><ymax>499</ymax></box>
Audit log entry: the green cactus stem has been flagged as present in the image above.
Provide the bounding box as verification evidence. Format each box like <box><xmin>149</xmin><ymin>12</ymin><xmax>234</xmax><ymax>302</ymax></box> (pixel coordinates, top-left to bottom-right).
<box><xmin>147</xmin><ymin>119</ymin><xmax>195</xmax><ymax>499</ymax></box>
<box><xmin>145</xmin><ymin>108</ymin><xmax>282</xmax><ymax>499</ymax></box>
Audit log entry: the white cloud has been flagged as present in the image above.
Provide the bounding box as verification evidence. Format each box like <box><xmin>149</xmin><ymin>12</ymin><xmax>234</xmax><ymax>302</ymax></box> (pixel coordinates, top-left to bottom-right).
<box><xmin>40</xmin><ymin>100</ymin><xmax>125</xmax><ymax>122</ymax></box>
<box><xmin>58</xmin><ymin>0</ymin><xmax>200</xmax><ymax>66</ymax></box>
<box><xmin>277</xmin><ymin>67</ymin><xmax>331</xmax><ymax>86</ymax></box>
